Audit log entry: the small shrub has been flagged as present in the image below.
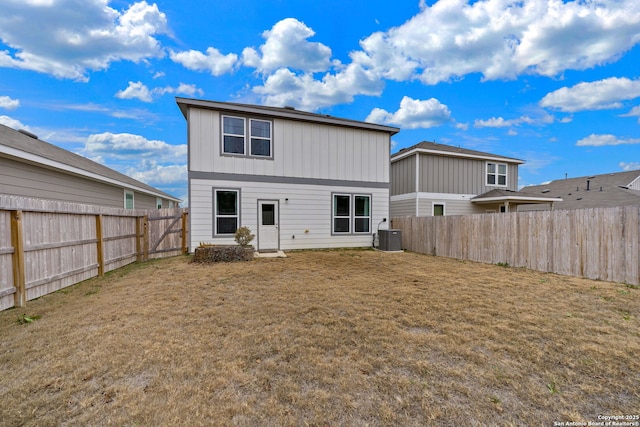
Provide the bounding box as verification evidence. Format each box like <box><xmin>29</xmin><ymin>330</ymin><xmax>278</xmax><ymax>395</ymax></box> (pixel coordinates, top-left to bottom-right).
<box><xmin>234</xmin><ymin>226</ymin><xmax>255</xmax><ymax>247</ymax></box>
<box><xmin>496</xmin><ymin>262</ymin><xmax>509</xmax><ymax>268</ymax></box>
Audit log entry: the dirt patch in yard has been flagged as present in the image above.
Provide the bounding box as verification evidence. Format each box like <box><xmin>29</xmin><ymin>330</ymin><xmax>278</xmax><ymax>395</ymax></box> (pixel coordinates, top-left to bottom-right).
<box><xmin>1</xmin><ymin>249</ymin><xmax>638</xmax><ymax>426</ymax></box>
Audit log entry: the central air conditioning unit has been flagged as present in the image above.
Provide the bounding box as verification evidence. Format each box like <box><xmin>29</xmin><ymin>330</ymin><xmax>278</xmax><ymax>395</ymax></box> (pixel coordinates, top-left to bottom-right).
<box><xmin>377</xmin><ymin>229</ymin><xmax>402</xmax><ymax>252</ymax></box>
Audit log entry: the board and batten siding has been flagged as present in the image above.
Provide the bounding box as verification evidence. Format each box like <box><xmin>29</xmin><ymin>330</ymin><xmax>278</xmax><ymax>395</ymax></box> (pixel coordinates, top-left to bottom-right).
<box><xmin>188</xmin><ymin>109</ymin><xmax>390</xmax><ymax>183</ymax></box>
<box><xmin>0</xmin><ymin>156</ymin><xmax>163</xmax><ymax>210</ymax></box>
<box><xmin>190</xmin><ymin>178</ymin><xmax>388</xmax><ymax>251</ymax></box>
<box><xmin>418</xmin><ymin>154</ymin><xmax>519</xmax><ymax>194</ymax></box>
<box><xmin>390</xmin><ymin>155</ymin><xmax>416</xmax><ymax>196</ymax></box>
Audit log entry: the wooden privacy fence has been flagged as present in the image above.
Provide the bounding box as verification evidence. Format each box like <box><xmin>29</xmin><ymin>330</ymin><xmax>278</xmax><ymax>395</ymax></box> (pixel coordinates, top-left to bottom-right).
<box><xmin>0</xmin><ymin>195</ymin><xmax>188</xmax><ymax>312</ymax></box>
<box><xmin>392</xmin><ymin>205</ymin><xmax>640</xmax><ymax>286</ymax></box>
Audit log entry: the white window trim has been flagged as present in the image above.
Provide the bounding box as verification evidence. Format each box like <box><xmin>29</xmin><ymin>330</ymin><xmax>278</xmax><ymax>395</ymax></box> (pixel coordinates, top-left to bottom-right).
<box><xmin>222</xmin><ymin>115</ymin><xmax>246</xmax><ymax>156</ymax></box>
<box><xmin>221</xmin><ymin>115</ymin><xmax>274</xmax><ymax>159</ymax></box>
<box><xmin>124</xmin><ymin>190</ymin><xmax>134</xmax><ymax>210</ymax></box>
<box><xmin>486</xmin><ymin>162</ymin><xmax>508</xmax><ymax>187</ymax></box>
<box><xmin>213</xmin><ymin>188</ymin><xmax>241</xmax><ymax>237</ymax></box>
<box><xmin>433</xmin><ymin>202</ymin><xmax>445</xmax><ymax>216</ymax></box>
<box><xmin>332</xmin><ymin>193</ymin><xmax>351</xmax><ymax>234</ymax></box>
<box><xmin>354</xmin><ymin>194</ymin><xmax>371</xmax><ymax>234</ymax></box>
<box><xmin>249</xmin><ymin>118</ymin><xmax>273</xmax><ymax>158</ymax></box>
<box><xmin>331</xmin><ymin>193</ymin><xmax>372</xmax><ymax>235</ymax></box>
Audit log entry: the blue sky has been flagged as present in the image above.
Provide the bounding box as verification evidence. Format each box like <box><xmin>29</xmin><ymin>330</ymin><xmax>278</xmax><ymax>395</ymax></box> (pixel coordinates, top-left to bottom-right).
<box><xmin>1</xmin><ymin>0</ymin><xmax>639</xmax><ymax>205</ymax></box>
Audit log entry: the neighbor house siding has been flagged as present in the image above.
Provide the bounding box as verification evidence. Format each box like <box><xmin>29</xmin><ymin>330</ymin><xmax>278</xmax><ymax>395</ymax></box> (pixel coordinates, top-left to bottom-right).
<box><xmin>188</xmin><ymin>109</ymin><xmax>390</xmax><ymax>184</ymax></box>
<box><xmin>417</xmin><ymin>155</ymin><xmax>519</xmax><ymax>195</ymax></box>
<box><xmin>390</xmin><ymin>155</ymin><xmax>416</xmax><ymax>196</ymax></box>
<box><xmin>0</xmin><ymin>156</ymin><xmax>126</xmax><ymax>206</ymax></box>
<box><xmin>190</xmin><ymin>178</ymin><xmax>388</xmax><ymax>251</ymax></box>
<box><xmin>390</xmin><ymin>196</ymin><xmax>416</xmax><ymax>217</ymax></box>
<box><xmin>0</xmin><ymin>156</ymin><xmax>166</xmax><ymax>209</ymax></box>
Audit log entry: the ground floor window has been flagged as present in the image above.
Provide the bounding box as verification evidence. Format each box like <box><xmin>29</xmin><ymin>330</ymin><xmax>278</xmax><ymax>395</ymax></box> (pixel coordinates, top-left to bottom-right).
<box><xmin>433</xmin><ymin>203</ymin><xmax>444</xmax><ymax>216</ymax></box>
<box><xmin>213</xmin><ymin>188</ymin><xmax>240</xmax><ymax>236</ymax></box>
<box><xmin>124</xmin><ymin>190</ymin><xmax>134</xmax><ymax>209</ymax></box>
<box><xmin>332</xmin><ymin>193</ymin><xmax>371</xmax><ymax>234</ymax></box>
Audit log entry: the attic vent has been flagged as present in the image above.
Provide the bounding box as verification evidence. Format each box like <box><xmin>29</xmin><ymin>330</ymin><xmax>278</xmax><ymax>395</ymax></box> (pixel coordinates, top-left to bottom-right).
<box><xmin>541</xmin><ymin>189</ymin><xmax>550</xmax><ymax>193</ymax></box>
<box><xmin>283</xmin><ymin>105</ymin><xmax>296</xmax><ymax>110</ymax></box>
<box><xmin>18</xmin><ymin>129</ymin><xmax>39</xmax><ymax>139</ymax></box>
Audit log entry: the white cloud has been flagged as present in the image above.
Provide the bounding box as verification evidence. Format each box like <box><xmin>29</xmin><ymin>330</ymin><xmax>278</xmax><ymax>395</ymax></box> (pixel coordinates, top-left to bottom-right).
<box><xmin>351</xmin><ymin>0</ymin><xmax>640</xmax><ymax>85</ymax></box>
<box><xmin>620</xmin><ymin>105</ymin><xmax>640</xmax><ymax>123</ymax></box>
<box><xmin>540</xmin><ymin>77</ymin><xmax>640</xmax><ymax>112</ymax></box>
<box><xmin>0</xmin><ymin>1</ymin><xmax>168</xmax><ymax>81</ymax></box>
<box><xmin>83</xmin><ymin>132</ymin><xmax>186</xmax><ymax>163</ymax></box>
<box><xmin>0</xmin><ymin>95</ymin><xmax>19</xmax><ymax>110</ymax></box>
<box><xmin>116</xmin><ymin>81</ymin><xmax>153</xmax><ymax>102</ymax></box>
<box><xmin>576</xmin><ymin>134</ymin><xmax>640</xmax><ymax>146</ymax></box>
<box><xmin>82</xmin><ymin>133</ymin><xmax>187</xmax><ymax>201</ymax></box>
<box><xmin>242</xmin><ymin>18</ymin><xmax>334</xmax><ymax>73</ymax></box>
<box><xmin>252</xmin><ymin>64</ymin><xmax>383</xmax><ymax>110</ymax></box>
<box><xmin>115</xmin><ymin>81</ymin><xmax>203</xmax><ymax>102</ymax></box>
<box><xmin>170</xmin><ymin>47</ymin><xmax>237</xmax><ymax>76</ymax></box>
<box><xmin>153</xmin><ymin>82</ymin><xmax>204</xmax><ymax>97</ymax></box>
<box><xmin>474</xmin><ymin>115</ymin><xmax>533</xmax><ymax>128</ymax></box>
<box><xmin>124</xmin><ymin>160</ymin><xmax>187</xmax><ymax>187</ymax></box>
<box><xmin>0</xmin><ymin>115</ymin><xmax>28</xmax><ymax>130</ymax></box>
<box><xmin>365</xmin><ymin>96</ymin><xmax>451</xmax><ymax>129</ymax></box>
<box><xmin>620</xmin><ymin>162</ymin><xmax>640</xmax><ymax>171</ymax></box>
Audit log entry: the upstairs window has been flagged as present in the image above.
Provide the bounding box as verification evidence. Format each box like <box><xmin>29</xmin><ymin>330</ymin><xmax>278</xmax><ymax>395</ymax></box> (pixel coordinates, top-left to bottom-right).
<box><xmin>222</xmin><ymin>116</ymin><xmax>245</xmax><ymax>155</ymax></box>
<box><xmin>222</xmin><ymin>115</ymin><xmax>273</xmax><ymax>158</ymax></box>
<box><xmin>487</xmin><ymin>162</ymin><xmax>507</xmax><ymax>186</ymax></box>
<box><xmin>250</xmin><ymin>119</ymin><xmax>272</xmax><ymax>157</ymax></box>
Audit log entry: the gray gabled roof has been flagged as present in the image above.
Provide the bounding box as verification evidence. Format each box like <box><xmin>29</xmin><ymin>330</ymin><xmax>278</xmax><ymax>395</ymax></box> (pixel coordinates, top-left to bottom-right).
<box><xmin>176</xmin><ymin>97</ymin><xmax>400</xmax><ymax>135</ymax></box>
<box><xmin>519</xmin><ymin>170</ymin><xmax>640</xmax><ymax>210</ymax></box>
<box><xmin>392</xmin><ymin>141</ymin><xmax>524</xmax><ymax>164</ymax></box>
<box><xmin>0</xmin><ymin>124</ymin><xmax>180</xmax><ymax>202</ymax></box>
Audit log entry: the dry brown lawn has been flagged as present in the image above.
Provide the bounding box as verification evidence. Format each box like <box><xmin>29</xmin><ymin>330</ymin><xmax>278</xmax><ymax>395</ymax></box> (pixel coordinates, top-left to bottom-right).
<box><xmin>1</xmin><ymin>249</ymin><xmax>638</xmax><ymax>426</ymax></box>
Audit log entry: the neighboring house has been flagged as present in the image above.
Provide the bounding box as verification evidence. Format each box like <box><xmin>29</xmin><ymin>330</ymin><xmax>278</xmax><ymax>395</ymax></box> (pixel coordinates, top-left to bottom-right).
<box><xmin>0</xmin><ymin>124</ymin><xmax>180</xmax><ymax>209</ymax></box>
<box><xmin>519</xmin><ymin>170</ymin><xmax>640</xmax><ymax>211</ymax></box>
<box><xmin>390</xmin><ymin>141</ymin><xmax>560</xmax><ymax>217</ymax></box>
<box><xmin>176</xmin><ymin>97</ymin><xmax>399</xmax><ymax>252</ymax></box>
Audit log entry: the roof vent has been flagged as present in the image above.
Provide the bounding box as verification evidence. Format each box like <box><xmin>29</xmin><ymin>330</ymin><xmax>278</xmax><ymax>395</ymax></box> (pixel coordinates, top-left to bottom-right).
<box><xmin>283</xmin><ymin>105</ymin><xmax>296</xmax><ymax>110</ymax></box>
<box><xmin>541</xmin><ymin>189</ymin><xmax>550</xmax><ymax>193</ymax></box>
<box><xmin>18</xmin><ymin>129</ymin><xmax>39</xmax><ymax>139</ymax></box>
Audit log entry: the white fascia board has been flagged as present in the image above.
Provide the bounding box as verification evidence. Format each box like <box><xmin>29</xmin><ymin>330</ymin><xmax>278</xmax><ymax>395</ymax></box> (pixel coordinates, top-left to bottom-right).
<box><xmin>472</xmin><ymin>195</ymin><xmax>563</xmax><ymax>203</ymax></box>
<box><xmin>391</xmin><ymin>148</ymin><xmax>524</xmax><ymax>164</ymax></box>
<box><xmin>0</xmin><ymin>145</ymin><xmax>179</xmax><ymax>201</ymax></box>
<box><xmin>391</xmin><ymin>192</ymin><xmax>477</xmax><ymax>201</ymax></box>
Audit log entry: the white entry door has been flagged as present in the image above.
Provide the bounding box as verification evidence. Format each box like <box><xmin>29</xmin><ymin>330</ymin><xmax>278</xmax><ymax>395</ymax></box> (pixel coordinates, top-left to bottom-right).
<box><xmin>258</xmin><ymin>200</ymin><xmax>279</xmax><ymax>251</ymax></box>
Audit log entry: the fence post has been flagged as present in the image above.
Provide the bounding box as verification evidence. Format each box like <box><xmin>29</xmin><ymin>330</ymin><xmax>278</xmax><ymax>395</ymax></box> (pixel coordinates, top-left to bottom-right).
<box><xmin>95</xmin><ymin>214</ymin><xmax>104</xmax><ymax>277</ymax></box>
<box><xmin>10</xmin><ymin>211</ymin><xmax>26</xmax><ymax>307</ymax></box>
<box><xmin>143</xmin><ymin>215</ymin><xmax>149</xmax><ymax>261</ymax></box>
<box><xmin>181</xmin><ymin>211</ymin><xmax>188</xmax><ymax>254</ymax></box>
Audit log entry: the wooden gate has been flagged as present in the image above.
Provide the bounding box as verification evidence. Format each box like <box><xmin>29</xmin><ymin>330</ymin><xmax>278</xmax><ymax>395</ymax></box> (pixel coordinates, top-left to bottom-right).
<box><xmin>142</xmin><ymin>209</ymin><xmax>189</xmax><ymax>260</ymax></box>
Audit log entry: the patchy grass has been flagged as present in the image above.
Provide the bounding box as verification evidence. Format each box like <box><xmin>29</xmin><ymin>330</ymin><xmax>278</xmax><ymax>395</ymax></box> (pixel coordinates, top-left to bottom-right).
<box><xmin>0</xmin><ymin>250</ymin><xmax>638</xmax><ymax>426</ymax></box>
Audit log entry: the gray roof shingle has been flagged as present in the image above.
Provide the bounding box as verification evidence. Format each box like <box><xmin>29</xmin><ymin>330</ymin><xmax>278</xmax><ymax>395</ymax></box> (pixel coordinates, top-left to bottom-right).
<box><xmin>519</xmin><ymin>170</ymin><xmax>640</xmax><ymax>210</ymax></box>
